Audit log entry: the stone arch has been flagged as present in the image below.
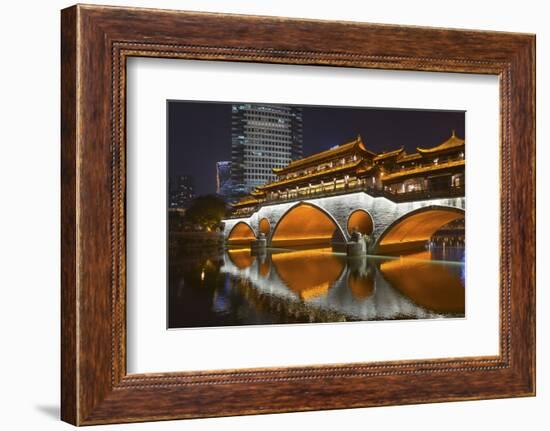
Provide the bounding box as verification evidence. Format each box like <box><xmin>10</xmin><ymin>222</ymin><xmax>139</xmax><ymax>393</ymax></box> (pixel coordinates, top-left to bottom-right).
<box><xmin>346</xmin><ymin>209</ymin><xmax>374</xmax><ymax>236</ymax></box>
<box><xmin>270</xmin><ymin>201</ymin><xmax>347</xmax><ymax>248</ymax></box>
<box><xmin>259</xmin><ymin>217</ymin><xmax>271</xmax><ymax>235</ymax></box>
<box><xmin>227</xmin><ymin>221</ymin><xmax>256</xmax><ymax>246</ymax></box>
<box><xmin>374</xmin><ymin>205</ymin><xmax>465</xmax><ymax>254</ymax></box>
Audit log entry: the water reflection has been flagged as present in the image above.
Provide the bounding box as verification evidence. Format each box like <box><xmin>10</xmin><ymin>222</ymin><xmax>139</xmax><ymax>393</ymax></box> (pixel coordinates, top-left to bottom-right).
<box><xmin>168</xmin><ymin>245</ymin><xmax>465</xmax><ymax>328</ymax></box>
<box><xmin>347</xmin><ymin>262</ymin><xmax>375</xmax><ymax>300</ymax></box>
<box><xmin>226</xmin><ymin>248</ymin><xmax>255</xmax><ymax>269</ymax></box>
<box><xmin>271</xmin><ymin>248</ymin><xmax>345</xmax><ymax>300</ymax></box>
<box><xmin>379</xmin><ymin>251</ymin><xmax>465</xmax><ymax>314</ymax></box>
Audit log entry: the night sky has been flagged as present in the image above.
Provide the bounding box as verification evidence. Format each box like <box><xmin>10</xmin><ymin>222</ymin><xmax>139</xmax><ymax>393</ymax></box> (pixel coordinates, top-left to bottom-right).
<box><xmin>168</xmin><ymin>101</ymin><xmax>465</xmax><ymax>196</ymax></box>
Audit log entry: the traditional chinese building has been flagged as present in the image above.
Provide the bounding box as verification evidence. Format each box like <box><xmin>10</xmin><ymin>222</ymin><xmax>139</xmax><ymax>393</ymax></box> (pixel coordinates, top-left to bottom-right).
<box><xmin>229</xmin><ymin>131</ymin><xmax>465</xmax><ymax>218</ymax></box>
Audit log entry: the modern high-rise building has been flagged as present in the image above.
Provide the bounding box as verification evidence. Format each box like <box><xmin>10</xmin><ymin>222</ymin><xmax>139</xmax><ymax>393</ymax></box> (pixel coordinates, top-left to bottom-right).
<box><xmin>168</xmin><ymin>175</ymin><xmax>196</xmax><ymax>209</ymax></box>
<box><xmin>215</xmin><ymin>161</ymin><xmax>233</xmax><ymax>199</ymax></box>
<box><xmin>230</xmin><ymin>104</ymin><xmax>303</xmax><ymax>197</ymax></box>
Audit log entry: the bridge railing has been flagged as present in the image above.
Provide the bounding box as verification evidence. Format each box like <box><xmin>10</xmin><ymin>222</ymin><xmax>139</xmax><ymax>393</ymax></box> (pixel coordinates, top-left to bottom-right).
<box><xmin>385</xmin><ymin>186</ymin><xmax>465</xmax><ymax>203</ymax></box>
<box><xmin>263</xmin><ymin>183</ymin><xmax>383</xmax><ymax>204</ymax></box>
<box><xmin>226</xmin><ymin>184</ymin><xmax>465</xmax><ymax>219</ymax></box>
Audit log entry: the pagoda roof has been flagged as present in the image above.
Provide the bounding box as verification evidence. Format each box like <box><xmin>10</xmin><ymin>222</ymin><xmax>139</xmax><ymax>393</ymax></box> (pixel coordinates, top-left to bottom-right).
<box><xmin>416</xmin><ymin>131</ymin><xmax>465</xmax><ymax>154</ymax></box>
<box><xmin>373</xmin><ymin>147</ymin><xmax>405</xmax><ymax>161</ymax></box>
<box><xmin>231</xmin><ymin>197</ymin><xmax>261</xmax><ymax>208</ymax></box>
<box><xmin>273</xmin><ymin>135</ymin><xmax>375</xmax><ymax>174</ymax></box>
<box><xmin>250</xmin><ymin>189</ymin><xmax>264</xmax><ymax>197</ymax></box>
<box><xmin>383</xmin><ymin>159</ymin><xmax>465</xmax><ymax>182</ymax></box>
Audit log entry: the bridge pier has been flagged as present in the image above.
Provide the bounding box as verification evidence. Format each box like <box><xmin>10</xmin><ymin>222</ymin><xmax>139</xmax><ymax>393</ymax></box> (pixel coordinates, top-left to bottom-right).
<box><xmin>346</xmin><ymin>241</ymin><xmax>366</xmax><ymax>257</ymax></box>
<box><xmin>346</xmin><ymin>232</ymin><xmax>371</xmax><ymax>257</ymax></box>
<box><xmin>250</xmin><ymin>233</ymin><xmax>267</xmax><ymax>253</ymax></box>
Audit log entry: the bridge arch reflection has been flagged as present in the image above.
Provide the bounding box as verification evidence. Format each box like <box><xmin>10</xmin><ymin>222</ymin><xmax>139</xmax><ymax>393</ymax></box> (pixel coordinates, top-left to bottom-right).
<box><xmin>379</xmin><ymin>251</ymin><xmax>465</xmax><ymax>314</ymax></box>
<box><xmin>271</xmin><ymin>249</ymin><xmax>346</xmax><ymax>301</ymax></box>
<box><xmin>220</xmin><ymin>248</ymin><xmax>465</xmax><ymax>320</ymax></box>
<box><xmin>226</xmin><ymin>248</ymin><xmax>255</xmax><ymax>269</ymax></box>
<box><xmin>347</xmin><ymin>266</ymin><xmax>375</xmax><ymax>300</ymax></box>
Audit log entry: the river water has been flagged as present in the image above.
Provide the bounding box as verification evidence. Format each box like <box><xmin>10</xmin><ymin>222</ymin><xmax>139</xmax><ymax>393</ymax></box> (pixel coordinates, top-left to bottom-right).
<box><xmin>168</xmin><ymin>244</ymin><xmax>465</xmax><ymax>329</ymax></box>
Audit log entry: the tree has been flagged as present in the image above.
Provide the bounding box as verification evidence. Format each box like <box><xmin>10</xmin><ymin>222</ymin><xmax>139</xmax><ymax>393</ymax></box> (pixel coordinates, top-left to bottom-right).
<box><xmin>183</xmin><ymin>195</ymin><xmax>227</xmax><ymax>231</ymax></box>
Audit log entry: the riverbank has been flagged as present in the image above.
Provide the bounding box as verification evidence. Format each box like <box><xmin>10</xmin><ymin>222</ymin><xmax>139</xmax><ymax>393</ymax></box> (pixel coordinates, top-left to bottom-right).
<box><xmin>169</xmin><ymin>231</ymin><xmax>224</xmax><ymax>256</ymax></box>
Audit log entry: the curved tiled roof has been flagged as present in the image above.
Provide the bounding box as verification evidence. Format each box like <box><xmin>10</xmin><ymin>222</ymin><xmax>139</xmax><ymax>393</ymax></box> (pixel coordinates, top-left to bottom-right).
<box><xmin>373</xmin><ymin>147</ymin><xmax>404</xmax><ymax>161</ymax></box>
<box><xmin>416</xmin><ymin>131</ymin><xmax>465</xmax><ymax>154</ymax></box>
<box><xmin>383</xmin><ymin>159</ymin><xmax>465</xmax><ymax>182</ymax></box>
<box><xmin>272</xmin><ymin>135</ymin><xmax>375</xmax><ymax>174</ymax></box>
<box><xmin>231</xmin><ymin>197</ymin><xmax>261</xmax><ymax>208</ymax></box>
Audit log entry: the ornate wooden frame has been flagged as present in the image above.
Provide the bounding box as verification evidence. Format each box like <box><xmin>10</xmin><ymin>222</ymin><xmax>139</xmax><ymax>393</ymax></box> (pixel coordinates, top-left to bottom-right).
<box><xmin>61</xmin><ymin>4</ymin><xmax>536</xmax><ymax>425</ymax></box>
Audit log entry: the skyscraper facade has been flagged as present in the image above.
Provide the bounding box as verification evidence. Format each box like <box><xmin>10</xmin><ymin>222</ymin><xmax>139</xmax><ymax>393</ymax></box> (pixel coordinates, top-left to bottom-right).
<box><xmin>230</xmin><ymin>104</ymin><xmax>303</xmax><ymax>198</ymax></box>
<box><xmin>168</xmin><ymin>175</ymin><xmax>196</xmax><ymax>209</ymax></box>
<box><xmin>215</xmin><ymin>161</ymin><xmax>233</xmax><ymax>199</ymax></box>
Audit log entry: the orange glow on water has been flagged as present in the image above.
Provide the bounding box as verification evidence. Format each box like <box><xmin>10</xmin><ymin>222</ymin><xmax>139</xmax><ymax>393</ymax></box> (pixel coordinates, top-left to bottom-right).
<box><xmin>298</xmin><ymin>283</ymin><xmax>331</xmax><ymax>301</ymax></box>
<box><xmin>348</xmin><ymin>271</ymin><xmax>374</xmax><ymax>299</ymax></box>
<box><xmin>259</xmin><ymin>259</ymin><xmax>270</xmax><ymax>277</ymax></box>
<box><xmin>226</xmin><ymin>248</ymin><xmax>255</xmax><ymax>269</ymax></box>
<box><xmin>272</xmin><ymin>248</ymin><xmax>344</xmax><ymax>301</ymax></box>
<box><xmin>380</xmin><ymin>251</ymin><xmax>464</xmax><ymax>314</ymax></box>
<box><xmin>271</xmin><ymin>204</ymin><xmax>338</xmax><ymax>247</ymax></box>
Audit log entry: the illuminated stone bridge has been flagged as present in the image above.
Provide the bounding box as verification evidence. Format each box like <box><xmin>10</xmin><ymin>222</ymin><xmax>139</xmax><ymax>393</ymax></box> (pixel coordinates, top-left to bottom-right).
<box><xmin>222</xmin><ymin>191</ymin><xmax>465</xmax><ymax>255</ymax></box>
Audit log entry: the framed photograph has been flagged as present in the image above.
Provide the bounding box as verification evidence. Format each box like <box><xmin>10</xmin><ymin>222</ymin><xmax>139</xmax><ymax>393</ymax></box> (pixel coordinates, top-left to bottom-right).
<box><xmin>167</xmin><ymin>101</ymin><xmax>466</xmax><ymax>330</ymax></box>
<box><xmin>61</xmin><ymin>4</ymin><xmax>535</xmax><ymax>425</ymax></box>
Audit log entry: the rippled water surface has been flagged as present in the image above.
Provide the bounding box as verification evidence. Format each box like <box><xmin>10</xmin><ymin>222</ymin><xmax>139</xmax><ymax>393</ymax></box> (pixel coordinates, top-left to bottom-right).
<box><xmin>168</xmin><ymin>243</ymin><xmax>465</xmax><ymax>328</ymax></box>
